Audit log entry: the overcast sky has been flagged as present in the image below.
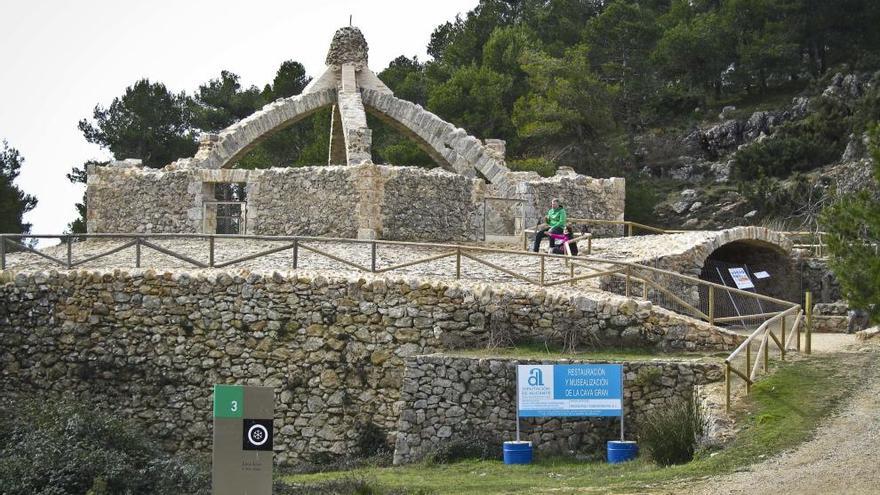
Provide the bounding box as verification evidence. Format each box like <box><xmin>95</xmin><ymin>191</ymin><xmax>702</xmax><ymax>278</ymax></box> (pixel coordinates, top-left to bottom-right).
<box><xmin>0</xmin><ymin>0</ymin><xmax>478</xmax><ymax>235</ymax></box>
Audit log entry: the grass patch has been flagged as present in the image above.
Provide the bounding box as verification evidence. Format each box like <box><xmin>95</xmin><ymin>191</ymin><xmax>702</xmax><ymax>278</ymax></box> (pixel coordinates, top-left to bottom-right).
<box><xmin>280</xmin><ymin>351</ymin><xmax>874</xmax><ymax>494</ymax></box>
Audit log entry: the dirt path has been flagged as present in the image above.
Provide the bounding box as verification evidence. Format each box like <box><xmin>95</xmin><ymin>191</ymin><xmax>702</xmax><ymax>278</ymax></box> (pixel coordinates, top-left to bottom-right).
<box><xmin>686</xmin><ymin>341</ymin><xmax>880</xmax><ymax>495</ymax></box>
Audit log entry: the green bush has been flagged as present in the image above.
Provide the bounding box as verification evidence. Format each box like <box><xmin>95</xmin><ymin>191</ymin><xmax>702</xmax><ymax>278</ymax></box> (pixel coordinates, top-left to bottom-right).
<box><xmin>733</xmin><ymin>96</ymin><xmax>850</xmax><ymax>181</ymax></box>
<box><xmin>426</xmin><ymin>430</ymin><xmax>502</xmax><ymax>464</ymax></box>
<box><xmin>624</xmin><ymin>177</ymin><xmax>662</xmax><ymax>226</ymax></box>
<box><xmin>508</xmin><ymin>157</ymin><xmax>557</xmax><ymax>177</ymax></box>
<box><xmin>0</xmin><ymin>396</ymin><xmax>209</xmax><ymax>495</ymax></box>
<box><xmin>636</xmin><ymin>392</ymin><xmax>706</xmax><ymax>466</ymax></box>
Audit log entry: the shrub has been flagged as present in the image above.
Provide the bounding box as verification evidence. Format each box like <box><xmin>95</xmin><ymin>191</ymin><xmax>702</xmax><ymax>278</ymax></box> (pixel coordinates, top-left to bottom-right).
<box><xmin>0</xmin><ymin>396</ymin><xmax>209</xmax><ymax>495</ymax></box>
<box><xmin>636</xmin><ymin>392</ymin><xmax>706</xmax><ymax>466</ymax></box>
<box><xmin>426</xmin><ymin>430</ymin><xmax>502</xmax><ymax>464</ymax></box>
<box><xmin>733</xmin><ymin>96</ymin><xmax>850</xmax><ymax>181</ymax></box>
<box><xmin>508</xmin><ymin>157</ymin><xmax>557</xmax><ymax>177</ymax></box>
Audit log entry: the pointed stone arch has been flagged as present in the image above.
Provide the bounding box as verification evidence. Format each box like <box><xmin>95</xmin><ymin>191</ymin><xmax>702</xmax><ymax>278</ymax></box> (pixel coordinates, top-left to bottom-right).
<box><xmin>181</xmin><ymin>89</ymin><xmax>336</xmax><ymax>170</ymax></box>
<box><xmin>361</xmin><ymin>89</ymin><xmax>510</xmax><ymax>188</ymax></box>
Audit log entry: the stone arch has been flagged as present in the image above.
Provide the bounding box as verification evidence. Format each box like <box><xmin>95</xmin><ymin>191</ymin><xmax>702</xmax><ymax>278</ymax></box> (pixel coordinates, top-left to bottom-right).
<box><xmin>699</xmin><ymin>237</ymin><xmax>798</xmax><ymax>306</ymax></box>
<box><xmin>183</xmin><ymin>89</ymin><xmax>336</xmax><ymax>170</ymax></box>
<box><xmin>361</xmin><ymin>89</ymin><xmax>510</xmax><ymax>188</ymax></box>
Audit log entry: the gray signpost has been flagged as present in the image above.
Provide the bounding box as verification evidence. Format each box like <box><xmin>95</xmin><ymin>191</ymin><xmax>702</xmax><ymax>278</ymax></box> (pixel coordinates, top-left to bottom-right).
<box><xmin>212</xmin><ymin>385</ymin><xmax>275</xmax><ymax>495</ymax></box>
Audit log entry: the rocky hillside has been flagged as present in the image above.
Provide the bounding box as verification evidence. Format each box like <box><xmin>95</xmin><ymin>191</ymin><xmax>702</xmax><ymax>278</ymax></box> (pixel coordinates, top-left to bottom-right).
<box><xmin>636</xmin><ymin>72</ymin><xmax>879</xmax><ymax>231</ymax></box>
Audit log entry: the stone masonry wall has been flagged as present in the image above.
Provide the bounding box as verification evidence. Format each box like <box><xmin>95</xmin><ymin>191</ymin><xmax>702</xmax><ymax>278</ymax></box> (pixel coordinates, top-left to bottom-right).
<box><xmin>87</xmin><ymin>164</ymin><xmax>486</xmax><ymax>241</ymax></box>
<box><xmin>248</xmin><ymin>166</ymin><xmax>359</xmax><ymax>237</ymax></box>
<box><xmin>87</xmin><ymin>165</ymin><xmax>197</xmax><ymax>234</ymax></box>
<box><xmin>507</xmin><ymin>171</ymin><xmax>626</xmax><ymax>236</ymax></box>
<box><xmin>0</xmin><ymin>270</ymin><xmax>741</xmax><ymax>464</ymax></box>
<box><xmin>393</xmin><ymin>355</ymin><xmax>722</xmax><ymax>464</ymax></box>
<box><xmin>380</xmin><ymin>167</ymin><xmax>484</xmax><ymax>241</ymax></box>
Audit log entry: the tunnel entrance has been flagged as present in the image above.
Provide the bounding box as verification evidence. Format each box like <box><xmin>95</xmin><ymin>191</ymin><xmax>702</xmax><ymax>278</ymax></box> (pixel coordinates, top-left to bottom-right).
<box><xmin>699</xmin><ymin>240</ymin><xmax>798</xmax><ymax>324</ymax></box>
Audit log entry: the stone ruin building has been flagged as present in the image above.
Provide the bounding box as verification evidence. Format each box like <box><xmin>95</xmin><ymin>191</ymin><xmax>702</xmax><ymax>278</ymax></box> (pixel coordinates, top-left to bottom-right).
<box><xmin>85</xmin><ymin>26</ymin><xmax>625</xmax><ymax>241</ymax></box>
<box><xmin>2</xmin><ymin>26</ymin><xmax>832</xmax><ymax>468</ymax></box>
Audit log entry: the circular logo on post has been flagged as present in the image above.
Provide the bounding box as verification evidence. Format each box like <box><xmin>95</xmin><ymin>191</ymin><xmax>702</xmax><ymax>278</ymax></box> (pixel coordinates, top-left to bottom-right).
<box><xmin>242</xmin><ymin>418</ymin><xmax>273</xmax><ymax>451</ymax></box>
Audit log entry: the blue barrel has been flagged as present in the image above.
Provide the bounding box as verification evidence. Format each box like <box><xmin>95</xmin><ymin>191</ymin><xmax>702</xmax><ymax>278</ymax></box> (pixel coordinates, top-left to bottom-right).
<box><xmin>503</xmin><ymin>441</ymin><xmax>533</xmax><ymax>465</ymax></box>
<box><xmin>607</xmin><ymin>441</ymin><xmax>638</xmax><ymax>463</ymax></box>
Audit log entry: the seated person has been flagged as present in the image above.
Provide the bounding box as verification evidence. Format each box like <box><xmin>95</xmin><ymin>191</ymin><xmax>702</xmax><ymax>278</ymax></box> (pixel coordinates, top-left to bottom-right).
<box><xmin>533</xmin><ymin>198</ymin><xmax>567</xmax><ymax>252</ymax></box>
<box><xmin>548</xmin><ymin>226</ymin><xmax>579</xmax><ymax>256</ymax></box>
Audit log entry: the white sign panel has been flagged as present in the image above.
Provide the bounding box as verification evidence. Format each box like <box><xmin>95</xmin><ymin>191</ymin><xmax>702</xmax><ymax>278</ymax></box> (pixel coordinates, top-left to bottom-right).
<box><xmin>517</xmin><ymin>364</ymin><xmax>622</xmax><ymax>417</ymax></box>
<box><xmin>728</xmin><ymin>267</ymin><xmax>755</xmax><ymax>290</ymax></box>
<box><xmin>753</xmin><ymin>271</ymin><xmax>770</xmax><ymax>279</ymax></box>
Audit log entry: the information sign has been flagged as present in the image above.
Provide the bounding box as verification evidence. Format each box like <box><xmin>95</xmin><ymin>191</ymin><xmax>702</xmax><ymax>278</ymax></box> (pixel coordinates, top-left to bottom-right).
<box><xmin>728</xmin><ymin>267</ymin><xmax>755</xmax><ymax>290</ymax></box>
<box><xmin>212</xmin><ymin>385</ymin><xmax>274</xmax><ymax>495</ymax></box>
<box><xmin>753</xmin><ymin>271</ymin><xmax>770</xmax><ymax>279</ymax></box>
<box><xmin>517</xmin><ymin>364</ymin><xmax>622</xmax><ymax>417</ymax></box>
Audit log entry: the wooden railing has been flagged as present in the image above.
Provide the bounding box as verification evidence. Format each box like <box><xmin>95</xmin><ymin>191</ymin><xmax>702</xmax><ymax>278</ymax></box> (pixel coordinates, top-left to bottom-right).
<box><xmin>3</xmin><ymin>232</ymin><xmax>811</xmax><ymax>410</ymax></box>
<box><xmin>722</xmin><ymin>292</ymin><xmax>813</xmax><ymax>411</ymax></box>
<box><xmin>521</xmin><ymin>218</ymin><xmax>686</xmax><ymax>251</ymax></box>
<box><xmin>2</xmin><ymin>232</ymin><xmax>798</xmax><ymax>323</ymax></box>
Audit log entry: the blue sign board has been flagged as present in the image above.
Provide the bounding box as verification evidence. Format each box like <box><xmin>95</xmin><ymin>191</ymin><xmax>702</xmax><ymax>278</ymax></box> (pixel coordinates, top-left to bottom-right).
<box><xmin>517</xmin><ymin>364</ymin><xmax>623</xmax><ymax>417</ymax></box>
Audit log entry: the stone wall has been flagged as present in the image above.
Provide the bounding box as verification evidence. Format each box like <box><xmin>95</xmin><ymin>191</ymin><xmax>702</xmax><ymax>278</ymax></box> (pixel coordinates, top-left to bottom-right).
<box><xmin>393</xmin><ymin>355</ymin><xmax>723</xmax><ymax>464</ymax></box>
<box><xmin>87</xmin><ymin>163</ymin><xmax>624</xmax><ymax>243</ymax></box>
<box><xmin>87</xmin><ymin>165</ymin><xmax>197</xmax><ymax>233</ymax></box>
<box><xmin>504</xmin><ymin>170</ymin><xmax>626</xmax><ymax>236</ymax></box>
<box><xmin>86</xmin><ymin>164</ymin><xmax>483</xmax><ymax>241</ymax></box>
<box><xmin>380</xmin><ymin>167</ymin><xmax>483</xmax><ymax>241</ymax></box>
<box><xmin>248</xmin><ymin>166</ymin><xmax>359</xmax><ymax>237</ymax></box>
<box><xmin>0</xmin><ymin>270</ymin><xmax>741</xmax><ymax>464</ymax></box>
<box><xmin>798</xmin><ymin>258</ymin><xmax>841</xmax><ymax>304</ymax></box>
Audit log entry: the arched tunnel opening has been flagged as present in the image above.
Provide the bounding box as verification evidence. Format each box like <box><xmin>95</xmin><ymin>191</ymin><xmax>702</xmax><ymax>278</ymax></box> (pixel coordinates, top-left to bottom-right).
<box><xmin>699</xmin><ymin>240</ymin><xmax>799</xmax><ymax>323</ymax></box>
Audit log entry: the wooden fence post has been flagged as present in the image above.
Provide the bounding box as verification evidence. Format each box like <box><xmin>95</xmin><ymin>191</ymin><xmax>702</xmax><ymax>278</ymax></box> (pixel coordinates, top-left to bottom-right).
<box><xmin>805</xmin><ymin>291</ymin><xmax>812</xmax><ymax>355</ymax></box>
<box><xmin>708</xmin><ymin>286</ymin><xmax>716</xmax><ymax>325</ymax></box>
<box><xmin>209</xmin><ymin>236</ymin><xmax>215</xmax><ymax>268</ymax></box>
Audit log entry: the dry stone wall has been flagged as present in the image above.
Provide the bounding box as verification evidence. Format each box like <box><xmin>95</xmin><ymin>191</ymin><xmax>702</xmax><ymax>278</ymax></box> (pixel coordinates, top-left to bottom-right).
<box><xmin>504</xmin><ymin>170</ymin><xmax>626</xmax><ymax>236</ymax></box>
<box><xmin>87</xmin><ymin>165</ymin><xmax>197</xmax><ymax>233</ymax></box>
<box><xmin>393</xmin><ymin>355</ymin><xmax>723</xmax><ymax>464</ymax></box>
<box><xmin>0</xmin><ymin>269</ymin><xmax>740</xmax><ymax>464</ymax></box>
<box><xmin>87</xmin><ymin>164</ymin><xmax>484</xmax><ymax>241</ymax></box>
<box><xmin>248</xmin><ymin>166</ymin><xmax>359</xmax><ymax>237</ymax></box>
<box><xmin>379</xmin><ymin>167</ymin><xmax>483</xmax><ymax>241</ymax></box>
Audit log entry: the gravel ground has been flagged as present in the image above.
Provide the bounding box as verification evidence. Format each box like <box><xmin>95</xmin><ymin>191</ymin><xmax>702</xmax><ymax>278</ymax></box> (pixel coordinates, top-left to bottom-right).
<box><xmin>683</xmin><ymin>338</ymin><xmax>880</xmax><ymax>495</ymax></box>
<box><xmin>2</xmin><ymin>238</ymin><xmax>614</xmax><ymax>292</ymax></box>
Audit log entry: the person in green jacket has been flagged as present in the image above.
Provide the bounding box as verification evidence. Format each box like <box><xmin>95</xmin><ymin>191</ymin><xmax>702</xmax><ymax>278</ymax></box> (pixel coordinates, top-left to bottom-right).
<box><xmin>533</xmin><ymin>198</ymin><xmax>567</xmax><ymax>252</ymax></box>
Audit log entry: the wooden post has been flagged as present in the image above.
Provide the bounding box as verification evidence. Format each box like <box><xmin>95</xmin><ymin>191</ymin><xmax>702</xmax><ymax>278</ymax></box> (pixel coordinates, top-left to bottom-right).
<box><xmin>371</xmin><ymin>241</ymin><xmax>377</xmax><ymax>272</ymax></box>
<box><xmin>642</xmin><ymin>281</ymin><xmax>648</xmax><ymax>299</ymax></box>
<box><xmin>708</xmin><ymin>286</ymin><xmax>715</xmax><ymax>325</ymax></box>
<box><xmin>135</xmin><ymin>238</ymin><xmax>141</xmax><ymax>268</ymax></box>
<box><xmin>805</xmin><ymin>291</ymin><xmax>812</xmax><ymax>355</ymax></box>
<box><xmin>292</xmin><ymin>239</ymin><xmax>299</xmax><ymax>269</ymax></box>
<box><xmin>209</xmin><ymin>236</ymin><xmax>215</xmax><ymax>268</ymax></box>
<box><xmin>569</xmin><ymin>263</ymin><xmax>574</xmax><ymax>287</ymax></box>
<box><xmin>797</xmin><ymin>310</ymin><xmax>802</xmax><ymax>352</ymax></box>
<box><xmin>780</xmin><ymin>316</ymin><xmax>786</xmax><ymax>359</ymax></box>
<box><xmin>587</xmin><ymin>235</ymin><xmax>592</xmax><ymax>255</ymax></box>
<box><xmin>763</xmin><ymin>332</ymin><xmax>769</xmax><ymax>372</ymax></box>
<box><xmin>725</xmin><ymin>363</ymin><xmax>731</xmax><ymax>412</ymax></box>
<box><xmin>67</xmin><ymin>236</ymin><xmax>73</xmax><ymax>269</ymax></box>
<box><xmin>455</xmin><ymin>247</ymin><xmax>461</xmax><ymax>279</ymax></box>
<box><xmin>625</xmin><ymin>266</ymin><xmax>631</xmax><ymax>297</ymax></box>
<box><xmin>746</xmin><ymin>343</ymin><xmax>751</xmax><ymax>394</ymax></box>
<box><xmin>627</xmin><ymin>223</ymin><xmax>633</xmax><ymax>237</ymax></box>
